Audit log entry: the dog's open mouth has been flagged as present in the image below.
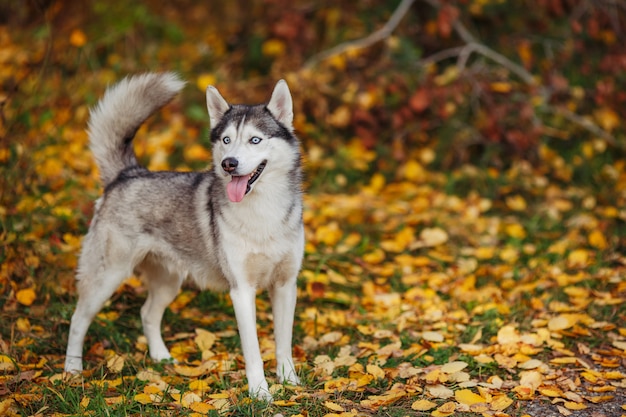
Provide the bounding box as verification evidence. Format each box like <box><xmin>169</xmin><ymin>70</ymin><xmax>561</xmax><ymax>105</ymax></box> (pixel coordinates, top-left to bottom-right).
<box><xmin>227</xmin><ymin>160</ymin><xmax>267</xmax><ymax>203</ymax></box>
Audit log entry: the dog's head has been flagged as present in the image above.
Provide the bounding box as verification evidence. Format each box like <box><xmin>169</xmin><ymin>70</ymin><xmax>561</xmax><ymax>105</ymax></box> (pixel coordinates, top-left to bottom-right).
<box><xmin>206</xmin><ymin>81</ymin><xmax>298</xmax><ymax>203</ymax></box>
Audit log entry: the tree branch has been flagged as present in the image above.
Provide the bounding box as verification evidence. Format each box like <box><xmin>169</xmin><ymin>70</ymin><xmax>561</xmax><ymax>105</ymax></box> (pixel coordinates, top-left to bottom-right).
<box><xmin>460</xmin><ymin>42</ymin><xmax>536</xmax><ymax>85</ymax></box>
<box><xmin>303</xmin><ymin>0</ymin><xmax>416</xmax><ymax>69</ymax></box>
<box><xmin>543</xmin><ymin>106</ymin><xmax>618</xmax><ymax>146</ymax></box>
<box><xmin>419</xmin><ymin>0</ymin><xmax>618</xmax><ymax>147</ymax></box>
<box><xmin>417</xmin><ymin>46</ymin><xmax>466</xmax><ymax>67</ymax></box>
<box><xmin>420</xmin><ymin>0</ymin><xmax>534</xmax><ymax>85</ymax></box>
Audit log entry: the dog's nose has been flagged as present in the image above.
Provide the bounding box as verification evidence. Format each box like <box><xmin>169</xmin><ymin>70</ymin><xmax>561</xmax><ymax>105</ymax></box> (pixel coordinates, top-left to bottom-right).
<box><xmin>221</xmin><ymin>157</ymin><xmax>239</xmax><ymax>173</ymax></box>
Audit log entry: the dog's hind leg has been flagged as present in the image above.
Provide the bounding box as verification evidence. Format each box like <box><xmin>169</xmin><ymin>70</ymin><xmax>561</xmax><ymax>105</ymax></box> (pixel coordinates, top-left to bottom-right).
<box><xmin>139</xmin><ymin>259</ymin><xmax>183</xmax><ymax>362</ymax></box>
<box><xmin>65</xmin><ymin>266</ymin><xmax>129</xmax><ymax>373</ymax></box>
<box><xmin>270</xmin><ymin>280</ymin><xmax>300</xmax><ymax>385</ymax></box>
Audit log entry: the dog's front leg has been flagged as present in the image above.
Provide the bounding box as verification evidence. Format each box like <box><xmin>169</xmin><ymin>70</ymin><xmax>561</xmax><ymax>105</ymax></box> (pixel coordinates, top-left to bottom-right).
<box><xmin>230</xmin><ymin>284</ymin><xmax>271</xmax><ymax>400</ymax></box>
<box><xmin>270</xmin><ymin>280</ymin><xmax>300</xmax><ymax>385</ymax></box>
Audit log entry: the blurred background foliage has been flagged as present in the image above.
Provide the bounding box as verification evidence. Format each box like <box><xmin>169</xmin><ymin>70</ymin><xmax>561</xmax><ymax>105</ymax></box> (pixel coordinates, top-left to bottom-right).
<box><xmin>0</xmin><ymin>0</ymin><xmax>624</xmax><ymax>290</ymax></box>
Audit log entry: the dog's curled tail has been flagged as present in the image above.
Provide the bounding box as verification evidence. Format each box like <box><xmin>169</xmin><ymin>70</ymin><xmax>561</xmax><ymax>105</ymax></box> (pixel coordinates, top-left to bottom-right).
<box><xmin>88</xmin><ymin>72</ymin><xmax>185</xmax><ymax>186</ymax></box>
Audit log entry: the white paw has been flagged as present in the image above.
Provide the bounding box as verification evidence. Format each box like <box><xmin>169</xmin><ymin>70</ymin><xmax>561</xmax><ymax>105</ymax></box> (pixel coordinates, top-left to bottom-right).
<box><xmin>149</xmin><ymin>348</ymin><xmax>173</xmax><ymax>362</ymax></box>
<box><xmin>283</xmin><ymin>373</ymin><xmax>300</xmax><ymax>385</ymax></box>
<box><xmin>249</xmin><ymin>379</ymin><xmax>272</xmax><ymax>401</ymax></box>
<box><xmin>277</xmin><ymin>363</ymin><xmax>300</xmax><ymax>385</ymax></box>
<box><xmin>64</xmin><ymin>356</ymin><xmax>83</xmax><ymax>373</ymax></box>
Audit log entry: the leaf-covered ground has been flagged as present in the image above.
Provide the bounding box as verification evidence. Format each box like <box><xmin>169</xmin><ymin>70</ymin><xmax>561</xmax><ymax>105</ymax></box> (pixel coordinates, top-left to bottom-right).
<box><xmin>1</xmin><ymin>1</ymin><xmax>625</xmax><ymax>416</ymax></box>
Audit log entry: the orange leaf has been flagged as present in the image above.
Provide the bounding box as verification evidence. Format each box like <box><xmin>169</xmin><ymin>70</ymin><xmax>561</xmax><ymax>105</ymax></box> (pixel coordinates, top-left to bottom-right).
<box><xmin>69</xmin><ymin>29</ymin><xmax>87</xmax><ymax>47</ymax></box>
<box><xmin>16</xmin><ymin>288</ymin><xmax>36</xmax><ymax>306</ymax></box>
<box><xmin>409</xmin><ymin>89</ymin><xmax>430</xmax><ymax>113</ymax></box>
<box><xmin>588</xmin><ymin>230</ymin><xmax>608</xmax><ymax>250</ymax></box>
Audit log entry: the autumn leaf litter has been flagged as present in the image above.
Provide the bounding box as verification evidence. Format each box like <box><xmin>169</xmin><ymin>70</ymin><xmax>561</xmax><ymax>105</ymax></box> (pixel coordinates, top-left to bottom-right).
<box><xmin>1</xmin><ymin>2</ymin><xmax>626</xmax><ymax>416</ymax></box>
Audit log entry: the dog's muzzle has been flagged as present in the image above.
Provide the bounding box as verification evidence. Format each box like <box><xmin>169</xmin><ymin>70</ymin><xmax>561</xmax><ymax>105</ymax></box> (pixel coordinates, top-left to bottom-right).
<box><xmin>224</xmin><ymin>159</ymin><xmax>267</xmax><ymax>203</ymax></box>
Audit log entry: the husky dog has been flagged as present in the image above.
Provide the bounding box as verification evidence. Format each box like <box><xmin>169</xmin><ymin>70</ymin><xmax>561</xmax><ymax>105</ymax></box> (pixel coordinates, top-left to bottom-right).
<box><xmin>64</xmin><ymin>73</ymin><xmax>303</xmax><ymax>399</ymax></box>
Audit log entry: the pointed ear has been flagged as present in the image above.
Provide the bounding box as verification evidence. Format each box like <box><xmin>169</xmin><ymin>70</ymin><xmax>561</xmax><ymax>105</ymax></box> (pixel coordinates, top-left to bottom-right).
<box><xmin>206</xmin><ymin>85</ymin><xmax>230</xmax><ymax>129</ymax></box>
<box><xmin>266</xmin><ymin>79</ymin><xmax>293</xmax><ymax>130</ymax></box>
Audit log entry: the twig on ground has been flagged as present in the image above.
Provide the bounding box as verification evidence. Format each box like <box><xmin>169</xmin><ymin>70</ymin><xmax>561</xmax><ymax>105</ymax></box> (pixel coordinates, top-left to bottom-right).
<box><xmin>303</xmin><ymin>0</ymin><xmax>416</xmax><ymax>69</ymax></box>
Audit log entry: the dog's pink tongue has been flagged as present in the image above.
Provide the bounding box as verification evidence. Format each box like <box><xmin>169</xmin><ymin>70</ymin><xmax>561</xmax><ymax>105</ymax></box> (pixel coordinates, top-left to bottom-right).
<box><xmin>227</xmin><ymin>176</ymin><xmax>248</xmax><ymax>202</ymax></box>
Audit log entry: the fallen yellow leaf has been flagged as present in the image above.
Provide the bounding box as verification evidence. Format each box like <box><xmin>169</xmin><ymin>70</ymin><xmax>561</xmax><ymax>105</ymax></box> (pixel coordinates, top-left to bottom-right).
<box><xmin>189</xmin><ymin>379</ymin><xmax>211</xmax><ymax>392</ymax></box>
<box><xmin>538</xmin><ymin>387</ymin><xmax>562</xmax><ymax>397</ymax></box>
<box><xmin>366</xmin><ymin>364</ymin><xmax>385</xmax><ymax>379</ymax></box>
<box><xmin>411</xmin><ymin>399</ymin><xmax>437</xmax><ymax>411</ymax></box>
<box><xmin>428</xmin><ymin>384</ymin><xmax>454</xmax><ymax>399</ymax></box>
<box><xmin>567</xmin><ymin>249</ymin><xmax>589</xmax><ymax>267</ymax></box>
<box><xmin>136</xmin><ymin>369</ymin><xmax>162</xmax><ymax>382</ymax></box>
<box><xmin>420</xmin><ymin>227</ymin><xmax>449</xmax><ymax>247</ymax></box>
<box><xmin>518</xmin><ymin>359</ymin><xmax>543</xmax><ymax>369</ymax></box>
<box><xmin>190</xmin><ymin>402</ymin><xmax>215</xmax><ymax>413</ymax></box>
<box><xmin>548</xmin><ymin>314</ymin><xmax>577</xmax><ymax>331</ymax></box>
<box><xmin>490</xmin><ymin>394</ymin><xmax>514</xmax><ymax>411</ymax></box>
<box><xmin>404</xmin><ymin>160</ymin><xmax>426</xmax><ymax>181</ymax></box>
<box><xmin>262</xmin><ymin>39</ymin><xmax>286</xmax><ymax>57</ymax></box>
<box><xmin>581</xmin><ymin>371</ymin><xmax>600</xmax><ymax>383</ymax></box>
<box><xmin>362</xmin><ymin>248</ymin><xmax>386</xmax><ymax>264</ymax></box>
<box><xmin>433</xmin><ymin>401</ymin><xmax>456</xmax><ymax>416</ymax></box>
<box><xmin>323</xmin><ymin>401</ymin><xmax>344</xmax><ymax>412</ymax></box>
<box><xmin>594</xmin><ymin>107</ymin><xmax>620</xmax><ymax>131</ymax></box>
<box><xmin>490</xmin><ymin>81</ymin><xmax>512</xmax><ymax>93</ymax></box>
<box><xmin>273</xmin><ymin>399</ymin><xmax>298</xmax><ymax>406</ymax></box>
<box><xmin>497</xmin><ymin>325</ymin><xmax>520</xmax><ymax>344</ymax></box>
<box><xmin>612</xmin><ymin>340</ymin><xmax>626</xmax><ymax>351</ymax></box>
<box><xmin>173</xmin><ymin>361</ymin><xmax>216</xmax><ymax>377</ymax></box>
<box><xmin>195</xmin><ymin>328</ymin><xmax>216</xmax><ymax>351</ymax></box>
<box><xmin>422</xmin><ymin>331</ymin><xmax>444</xmax><ymax>342</ymax></box>
<box><xmin>455</xmin><ymin>389</ymin><xmax>485</xmax><ymax>405</ymax></box>
<box><xmin>134</xmin><ymin>393</ymin><xmax>153</xmax><ymax>405</ymax></box>
<box><xmin>16</xmin><ymin>288</ymin><xmax>36</xmax><ymax>306</ymax></box>
<box><xmin>505</xmin><ymin>195</ymin><xmax>527</xmax><ymax>211</ymax></box>
<box><xmin>564</xmin><ymin>401</ymin><xmax>587</xmax><ymax>410</ymax></box>
<box><xmin>588</xmin><ymin>229</ymin><xmax>608</xmax><ymax>249</ymax></box>
<box><xmin>585</xmin><ymin>395</ymin><xmax>614</xmax><ymax>403</ymax></box>
<box><xmin>106</xmin><ymin>354</ymin><xmax>125</xmax><ymax>373</ymax></box>
<box><xmin>80</xmin><ymin>396</ymin><xmax>90</xmax><ymax>408</ymax></box>
<box><xmin>519</xmin><ymin>370</ymin><xmax>543</xmax><ymax>389</ymax></box>
<box><xmin>505</xmin><ymin>223</ymin><xmax>526</xmax><ymax>239</ymax></box>
<box><xmin>0</xmin><ymin>399</ymin><xmax>16</xmax><ymax>415</ymax></box>
<box><xmin>440</xmin><ymin>361</ymin><xmax>468</xmax><ymax>374</ymax></box>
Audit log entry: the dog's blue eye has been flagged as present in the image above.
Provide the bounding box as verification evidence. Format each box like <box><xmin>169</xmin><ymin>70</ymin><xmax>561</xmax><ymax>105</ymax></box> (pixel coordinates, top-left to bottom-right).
<box><xmin>250</xmin><ymin>137</ymin><xmax>262</xmax><ymax>145</ymax></box>
<box><xmin>223</xmin><ymin>137</ymin><xmax>230</xmax><ymax>144</ymax></box>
